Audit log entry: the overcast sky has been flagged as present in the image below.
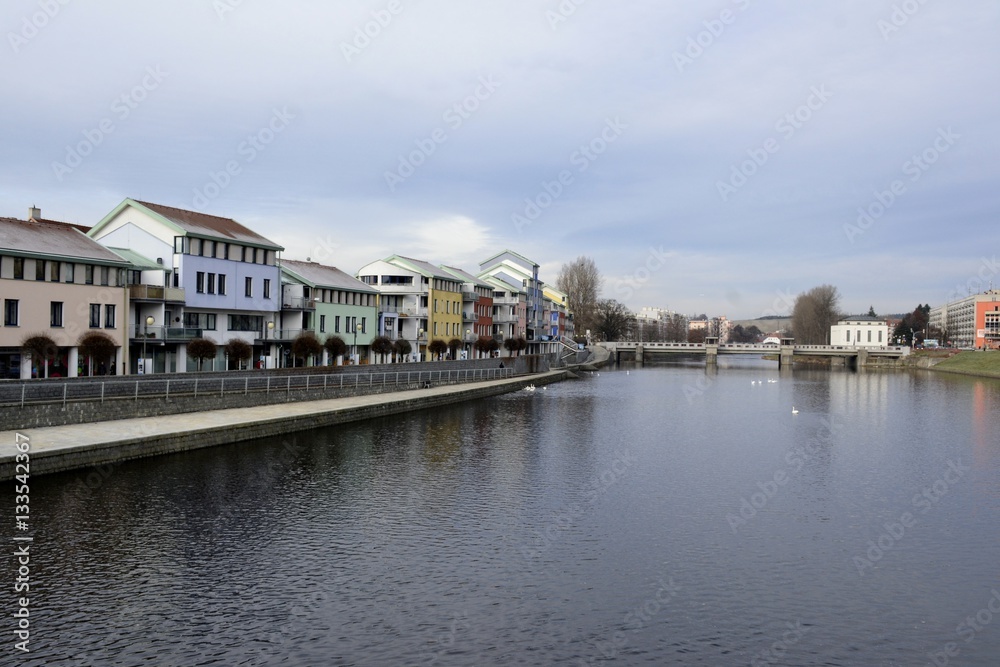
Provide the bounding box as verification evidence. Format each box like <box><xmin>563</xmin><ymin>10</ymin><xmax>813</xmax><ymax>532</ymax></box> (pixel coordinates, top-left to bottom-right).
<box><xmin>2</xmin><ymin>0</ymin><xmax>997</xmax><ymax>319</ymax></box>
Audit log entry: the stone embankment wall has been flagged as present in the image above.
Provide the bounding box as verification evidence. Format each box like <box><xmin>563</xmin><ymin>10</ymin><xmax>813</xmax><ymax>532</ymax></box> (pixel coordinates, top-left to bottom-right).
<box><xmin>0</xmin><ymin>372</ymin><xmax>567</xmax><ymax>480</ymax></box>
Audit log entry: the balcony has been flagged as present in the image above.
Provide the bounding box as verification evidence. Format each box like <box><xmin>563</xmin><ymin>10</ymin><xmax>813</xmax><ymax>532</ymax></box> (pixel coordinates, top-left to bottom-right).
<box><xmin>281</xmin><ymin>296</ymin><xmax>316</xmax><ymax>310</ymax></box>
<box><xmin>129</xmin><ymin>284</ymin><xmax>185</xmax><ymax>302</ymax></box>
<box><xmin>461</xmin><ymin>288</ymin><xmax>477</xmax><ymax>302</ymax></box>
<box><xmin>462</xmin><ymin>311</ymin><xmax>476</xmax><ymax>322</ymax></box>
<box><xmin>130</xmin><ymin>324</ymin><xmax>203</xmax><ymax>340</ymax></box>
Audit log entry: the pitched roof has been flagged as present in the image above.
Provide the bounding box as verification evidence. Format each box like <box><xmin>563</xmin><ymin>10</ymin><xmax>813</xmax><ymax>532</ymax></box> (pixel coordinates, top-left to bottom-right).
<box><xmin>479</xmin><ymin>249</ymin><xmax>539</xmax><ymax>272</ymax></box>
<box><xmin>90</xmin><ymin>198</ymin><xmax>283</xmax><ymax>250</ymax></box>
<box><xmin>385</xmin><ymin>255</ymin><xmax>456</xmax><ymax>281</ymax></box>
<box><xmin>440</xmin><ymin>265</ymin><xmax>493</xmax><ymax>288</ymax></box>
<box><xmin>106</xmin><ymin>247</ymin><xmax>164</xmax><ymax>271</ymax></box>
<box><xmin>134</xmin><ymin>200</ymin><xmax>282</xmax><ymax>249</ymax></box>
<box><xmin>281</xmin><ymin>259</ymin><xmax>377</xmax><ymax>293</ymax></box>
<box><xmin>0</xmin><ymin>217</ymin><xmax>130</xmax><ymax>265</ymax></box>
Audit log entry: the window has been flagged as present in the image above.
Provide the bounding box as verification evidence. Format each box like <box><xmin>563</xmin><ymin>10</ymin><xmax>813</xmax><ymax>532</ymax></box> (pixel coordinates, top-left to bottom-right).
<box><xmin>846</xmin><ymin>330</ymin><xmax>851</xmax><ymax>342</ymax></box>
<box><xmin>183</xmin><ymin>312</ymin><xmax>216</xmax><ymax>330</ymax></box>
<box><xmin>218</xmin><ymin>274</ymin><xmax>226</xmax><ymax>295</ymax></box>
<box><xmin>223</xmin><ymin>243</ymin><xmax>230</xmax><ymax>260</ymax></box>
<box><xmin>4</xmin><ymin>300</ymin><xmax>18</xmax><ymax>326</ymax></box>
<box><xmin>228</xmin><ymin>314</ymin><xmax>263</xmax><ymax>332</ymax></box>
<box><xmin>104</xmin><ymin>305</ymin><xmax>116</xmax><ymax>329</ymax></box>
<box><xmin>50</xmin><ymin>302</ymin><xmax>64</xmax><ymax>327</ymax></box>
<box><xmin>867</xmin><ymin>330</ymin><xmax>871</xmax><ymax>343</ymax></box>
<box><xmin>65</xmin><ymin>264</ymin><xmax>75</xmax><ymax>283</ymax></box>
<box><xmin>100</xmin><ymin>267</ymin><xmax>110</xmax><ymax>286</ymax></box>
<box><xmin>85</xmin><ymin>265</ymin><xmax>94</xmax><ymax>284</ymax></box>
<box><xmin>90</xmin><ymin>304</ymin><xmax>101</xmax><ymax>328</ymax></box>
<box><xmin>13</xmin><ymin>257</ymin><xmax>23</xmax><ymax>280</ymax></box>
<box><xmin>263</xmin><ymin>279</ymin><xmax>271</xmax><ymax>299</ymax></box>
<box><xmin>50</xmin><ymin>261</ymin><xmax>60</xmax><ymax>282</ymax></box>
<box><xmin>196</xmin><ymin>272</ymin><xmax>205</xmax><ymax>293</ymax></box>
<box><xmin>245</xmin><ymin>277</ymin><xmax>253</xmax><ymax>297</ymax></box>
<box><xmin>335</xmin><ymin>315</ymin><xmax>340</xmax><ymax>333</ymax></box>
<box><xmin>207</xmin><ymin>273</ymin><xmax>216</xmax><ymax>294</ymax></box>
<box><xmin>36</xmin><ymin>260</ymin><xmax>45</xmax><ymax>281</ymax></box>
<box><xmin>878</xmin><ymin>331</ymin><xmax>883</xmax><ymax>343</ymax></box>
<box><xmin>361</xmin><ymin>317</ymin><xmax>366</xmax><ymax>334</ymax></box>
<box><xmin>320</xmin><ymin>315</ymin><xmax>326</xmax><ymax>333</ymax></box>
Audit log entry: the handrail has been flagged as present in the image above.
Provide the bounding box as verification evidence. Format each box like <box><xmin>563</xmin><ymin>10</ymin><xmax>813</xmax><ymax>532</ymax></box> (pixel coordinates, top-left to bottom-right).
<box><xmin>0</xmin><ymin>367</ymin><xmax>516</xmax><ymax>407</ymax></box>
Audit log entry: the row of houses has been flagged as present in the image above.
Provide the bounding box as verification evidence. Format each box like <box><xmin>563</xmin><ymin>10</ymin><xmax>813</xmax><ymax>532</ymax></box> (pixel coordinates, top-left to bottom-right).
<box><xmin>0</xmin><ymin>199</ymin><xmax>575</xmax><ymax>379</ymax></box>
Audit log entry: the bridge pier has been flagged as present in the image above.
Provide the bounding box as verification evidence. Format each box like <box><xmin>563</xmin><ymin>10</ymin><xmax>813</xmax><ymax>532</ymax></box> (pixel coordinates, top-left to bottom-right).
<box><xmin>778</xmin><ymin>345</ymin><xmax>794</xmax><ymax>368</ymax></box>
<box><xmin>705</xmin><ymin>343</ymin><xmax>718</xmax><ymax>365</ymax></box>
<box><xmin>636</xmin><ymin>344</ymin><xmax>644</xmax><ymax>366</ymax></box>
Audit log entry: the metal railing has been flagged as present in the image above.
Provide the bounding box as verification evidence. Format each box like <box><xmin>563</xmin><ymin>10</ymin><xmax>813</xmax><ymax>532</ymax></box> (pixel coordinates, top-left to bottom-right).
<box><xmin>1</xmin><ymin>367</ymin><xmax>516</xmax><ymax>408</ymax></box>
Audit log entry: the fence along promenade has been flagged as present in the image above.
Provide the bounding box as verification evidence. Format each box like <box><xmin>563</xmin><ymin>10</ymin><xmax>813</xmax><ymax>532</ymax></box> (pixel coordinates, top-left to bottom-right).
<box><xmin>0</xmin><ymin>367</ymin><xmax>515</xmax><ymax>409</ymax></box>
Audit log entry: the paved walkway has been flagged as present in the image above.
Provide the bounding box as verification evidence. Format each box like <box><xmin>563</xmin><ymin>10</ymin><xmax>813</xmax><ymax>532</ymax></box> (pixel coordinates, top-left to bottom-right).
<box><xmin>1</xmin><ymin>371</ymin><xmax>564</xmax><ymax>477</ymax></box>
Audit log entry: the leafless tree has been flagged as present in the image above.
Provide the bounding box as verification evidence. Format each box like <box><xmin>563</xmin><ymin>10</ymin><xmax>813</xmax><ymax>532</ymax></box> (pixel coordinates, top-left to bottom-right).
<box><xmin>371</xmin><ymin>336</ymin><xmax>394</xmax><ymax>364</ymax></box>
<box><xmin>392</xmin><ymin>339</ymin><xmax>411</xmax><ymax>362</ymax></box>
<box><xmin>187</xmin><ymin>338</ymin><xmax>218</xmax><ymax>371</ymax></box>
<box><xmin>291</xmin><ymin>332</ymin><xmax>323</xmax><ymax>367</ymax></box>
<box><xmin>791</xmin><ymin>285</ymin><xmax>843</xmax><ymax>345</ymax></box>
<box><xmin>556</xmin><ymin>256</ymin><xmax>602</xmax><ymax>335</ymax></box>
<box><xmin>224</xmin><ymin>338</ymin><xmax>253</xmax><ymax>370</ymax></box>
<box><xmin>324</xmin><ymin>335</ymin><xmax>347</xmax><ymax>364</ymax></box>
<box><xmin>592</xmin><ymin>299</ymin><xmax>631</xmax><ymax>342</ymax></box>
<box><xmin>428</xmin><ymin>339</ymin><xmax>448</xmax><ymax>360</ymax></box>
<box><xmin>78</xmin><ymin>331</ymin><xmax>117</xmax><ymax>375</ymax></box>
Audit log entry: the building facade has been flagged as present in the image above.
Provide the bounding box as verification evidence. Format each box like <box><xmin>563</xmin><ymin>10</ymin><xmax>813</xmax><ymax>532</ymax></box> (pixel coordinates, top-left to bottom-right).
<box><xmin>88</xmin><ymin>199</ymin><xmax>283</xmax><ymax>372</ymax></box>
<box><xmin>1</xmin><ymin>211</ymin><xmax>130</xmax><ymax>378</ymax></box>
<box><xmin>280</xmin><ymin>259</ymin><xmax>378</xmax><ymax>366</ymax></box>
<box><xmin>930</xmin><ymin>290</ymin><xmax>1000</xmax><ymax>349</ymax></box>
<box><xmin>829</xmin><ymin>316</ymin><xmax>891</xmax><ymax>348</ymax></box>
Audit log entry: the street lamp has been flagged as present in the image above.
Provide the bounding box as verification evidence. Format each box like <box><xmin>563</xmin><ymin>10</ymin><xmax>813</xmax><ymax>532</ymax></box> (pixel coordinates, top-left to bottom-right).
<box><xmin>466</xmin><ymin>328</ymin><xmax>471</xmax><ymax>359</ymax></box>
<box><xmin>267</xmin><ymin>321</ymin><xmax>275</xmax><ymax>368</ymax></box>
<box><xmin>354</xmin><ymin>322</ymin><xmax>362</xmax><ymax>364</ymax></box>
<box><xmin>142</xmin><ymin>315</ymin><xmax>154</xmax><ymax>374</ymax></box>
<box><xmin>417</xmin><ymin>328</ymin><xmax>424</xmax><ymax>363</ymax></box>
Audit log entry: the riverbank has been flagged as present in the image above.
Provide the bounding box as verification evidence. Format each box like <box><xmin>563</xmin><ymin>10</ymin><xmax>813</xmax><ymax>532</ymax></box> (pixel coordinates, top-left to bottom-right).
<box><xmin>0</xmin><ymin>371</ymin><xmax>566</xmax><ymax>480</ymax></box>
<box><xmin>923</xmin><ymin>350</ymin><xmax>1000</xmax><ymax>379</ymax></box>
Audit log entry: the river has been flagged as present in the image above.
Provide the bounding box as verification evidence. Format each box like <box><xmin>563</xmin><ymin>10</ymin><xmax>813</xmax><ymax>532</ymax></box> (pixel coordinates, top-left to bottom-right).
<box><xmin>6</xmin><ymin>358</ymin><xmax>1000</xmax><ymax>665</ymax></box>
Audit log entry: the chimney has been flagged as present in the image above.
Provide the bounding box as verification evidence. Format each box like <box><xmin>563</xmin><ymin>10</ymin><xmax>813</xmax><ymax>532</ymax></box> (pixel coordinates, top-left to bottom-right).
<box><xmin>29</xmin><ymin>206</ymin><xmax>40</xmax><ymax>221</ymax></box>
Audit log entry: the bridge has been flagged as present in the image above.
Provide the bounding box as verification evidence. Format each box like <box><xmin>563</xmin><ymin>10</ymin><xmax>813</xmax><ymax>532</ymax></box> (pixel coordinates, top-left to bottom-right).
<box><xmin>600</xmin><ymin>340</ymin><xmax>910</xmax><ymax>368</ymax></box>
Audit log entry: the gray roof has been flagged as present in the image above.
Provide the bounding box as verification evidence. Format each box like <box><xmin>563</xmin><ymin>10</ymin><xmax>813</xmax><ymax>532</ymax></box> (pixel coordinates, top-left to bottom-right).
<box><xmin>281</xmin><ymin>259</ymin><xmax>377</xmax><ymax>293</ymax></box>
<box><xmin>0</xmin><ymin>217</ymin><xmax>130</xmax><ymax>265</ymax></box>
<box><xmin>106</xmin><ymin>247</ymin><xmax>164</xmax><ymax>271</ymax></box>
<box><xmin>386</xmin><ymin>255</ymin><xmax>457</xmax><ymax>281</ymax></box>
<box><xmin>441</xmin><ymin>265</ymin><xmax>493</xmax><ymax>288</ymax></box>
<box><xmin>101</xmin><ymin>199</ymin><xmax>283</xmax><ymax>249</ymax></box>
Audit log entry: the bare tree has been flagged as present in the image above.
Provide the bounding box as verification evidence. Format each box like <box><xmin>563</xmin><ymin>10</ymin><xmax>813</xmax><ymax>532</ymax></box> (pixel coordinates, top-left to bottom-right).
<box><xmin>22</xmin><ymin>333</ymin><xmax>59</xmax><ymax>378</ymax></box>
<box><xmin>428</xmin><ymin>339</ymin><xmax>448</xmax><ymax>360</ymax></box>
<box><xmin>324</xmin><ymin>335</ymin><xmax>347</xmax><ymax>365</ymax></box>
<box><xmin>371</xmin><ymin>336</ymin><xmax>394</xmax><ymax>364</ymax></box>
<box><xmin>447</xmin><ymin>337</ymin><xmax>462</xmax><ymax>359</ymax></box>
<box><xmin>224</xmin><ymin>338</ymin><xmax>253</xmax><ymax>370</ymax></box>
<box><xmin>791</xmin><ymin>285</ymin><xmax>843</xmax><ymax>345</ymax></box>
<box><xmin>392</xmin><ymin>338</ymin><xmax>411</xmax><ymax>362</ymax></box>
<box><xmin>291</xmin><ymin>332</ymin><xmax>323</xmax><ymax>367</ymax></box>
<box><xmin>556</xmin><ymin>256</ymin><xmax>602</xmax><ymax>335</ymax></box>
<box><xmin>187</xmin><ymin>338</ymin><xmax>218</xmax><ymax>371</ymax></box>
<box><xmin>78</xmin><ymin>331</ymin><xmax>117</xmax><ymax>376</ymax></box>
<box><xmin>665</xmin><ymin>314</ymin><xmax>688</xmax><ymax>342</ymax></box>
<box><xmin>592</xmin><ymin>299</ymin><xmax>631</xmax><ymax>342</ymax></box>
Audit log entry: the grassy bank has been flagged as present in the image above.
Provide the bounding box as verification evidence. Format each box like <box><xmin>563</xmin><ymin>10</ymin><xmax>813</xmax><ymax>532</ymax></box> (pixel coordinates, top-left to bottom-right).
<box><xmin>928</xmin><ymin>351</ymin><xmax>1000</xmax><ymax>379</ymax></box>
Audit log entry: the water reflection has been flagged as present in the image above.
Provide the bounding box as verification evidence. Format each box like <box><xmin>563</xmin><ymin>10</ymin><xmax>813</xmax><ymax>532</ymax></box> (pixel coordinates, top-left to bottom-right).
<box><xmin>7</xmin><ymin>361</ymin><xmax>1000</xmax><ymax>666</ymax></box>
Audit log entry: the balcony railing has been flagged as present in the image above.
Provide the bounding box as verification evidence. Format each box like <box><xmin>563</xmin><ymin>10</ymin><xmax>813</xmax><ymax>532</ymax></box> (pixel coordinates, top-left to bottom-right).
<box><xmin>462</xmin><ymin>311</ymin><xmax>476</xmax><ymax>321</ymax></box>
<box><xmin>129</xmin><ymin>285</ymin><xmax>186</xmax><ymax>302</ymax></box>
<box><xmin>130</xmin><ymin>325</ymin><xmax>203</xmax><ymax>340</ymax></box>
<box><xmin>281</xmin><ymin>296</ymin><xmax>316</xmax><ymax>310</ymax></box>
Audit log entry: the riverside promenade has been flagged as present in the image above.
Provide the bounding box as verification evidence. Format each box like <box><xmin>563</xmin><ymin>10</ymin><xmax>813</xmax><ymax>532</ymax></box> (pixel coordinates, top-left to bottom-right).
<box><xmin>1</xmin><ymin>370</ymin><xmax>565</xmax><ymax>480</ymax></box>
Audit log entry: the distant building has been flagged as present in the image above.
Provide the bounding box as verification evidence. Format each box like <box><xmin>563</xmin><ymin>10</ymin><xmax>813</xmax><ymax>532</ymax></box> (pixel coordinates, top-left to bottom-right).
<box><xmin>929</xmin><ymin>290</ymin><xmax>1000</xmax><ymax>349</ymax></box>
<box><xmin>830</xmin><ymin>316</ymin><xmax>890</xmax><ymax>348</ymax></box>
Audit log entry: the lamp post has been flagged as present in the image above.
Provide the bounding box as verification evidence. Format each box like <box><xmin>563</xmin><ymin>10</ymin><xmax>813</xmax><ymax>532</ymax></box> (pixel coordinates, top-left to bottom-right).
<box><xmin>354</xmin><ymin>322</ymin><xmax>362</xmax><ymax>364</ymax></box>
<box><xmin>267</xmin><ymin>320</ymin><xmax>276</xmax><ymax>368</ymax></box>
<box><xmin>417</xmin><ymin>328</ymin><xmax>424</xmax><ymax>362</ymax></box>
<box><xmin>466</xmin><ymin>328</ymin><xmax>471</xmax><ymax>360</ymax></box>
<box><xmin>142</xmin><ymin>315</ymin><xmax>154</xmax><ymax>374</ymax></box>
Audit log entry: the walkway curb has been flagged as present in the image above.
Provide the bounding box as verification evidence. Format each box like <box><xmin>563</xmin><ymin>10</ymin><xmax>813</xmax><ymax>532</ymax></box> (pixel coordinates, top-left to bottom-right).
<box><xmin>0</xmin><ymin>371</ymin><xmax>566</xmax><ymax>480</ymax></box>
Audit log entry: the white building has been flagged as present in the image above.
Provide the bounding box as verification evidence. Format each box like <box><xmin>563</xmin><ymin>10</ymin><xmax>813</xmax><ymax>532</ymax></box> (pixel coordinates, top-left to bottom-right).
<box><xmin>830</xmin><ymin>316</ymin><xmax>890</xmax><ymax>348</ymax></box>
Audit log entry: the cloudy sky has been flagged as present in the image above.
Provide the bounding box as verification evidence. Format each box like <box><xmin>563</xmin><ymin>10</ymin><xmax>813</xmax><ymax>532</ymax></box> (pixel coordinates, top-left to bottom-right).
<box><xmin>2</xmin><ymin>0</ymin><xmax>997</xmax><ymax>319</ymax></box>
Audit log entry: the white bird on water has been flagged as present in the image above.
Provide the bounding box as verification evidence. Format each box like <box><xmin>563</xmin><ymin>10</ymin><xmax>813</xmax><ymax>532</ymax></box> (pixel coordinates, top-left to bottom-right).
<box><xmin>791</xmin><ymin>406</ymin><xmax>799</xmax><ymax>414</ymax></box>
<box><xmin>524</xmin><ymin>384</ymin><xmax>536</xmax><ymax>392</ymax></box>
